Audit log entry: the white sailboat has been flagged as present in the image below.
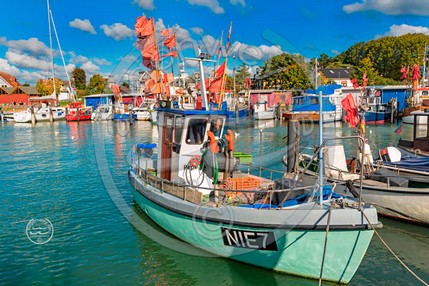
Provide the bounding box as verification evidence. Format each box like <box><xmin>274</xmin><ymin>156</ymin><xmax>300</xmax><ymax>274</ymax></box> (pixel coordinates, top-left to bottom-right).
<box><xmin>14</xmin><ymin>0</ymin><xmax>71</xmax><ymax>123</ymax></box>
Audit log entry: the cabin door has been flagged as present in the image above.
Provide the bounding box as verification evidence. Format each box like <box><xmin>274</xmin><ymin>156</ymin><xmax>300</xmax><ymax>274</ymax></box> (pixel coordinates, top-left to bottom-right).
<box><xmin>161</xmin><ymin>114</ymin><xmax>174</xmax><ymax>180</ymax></box>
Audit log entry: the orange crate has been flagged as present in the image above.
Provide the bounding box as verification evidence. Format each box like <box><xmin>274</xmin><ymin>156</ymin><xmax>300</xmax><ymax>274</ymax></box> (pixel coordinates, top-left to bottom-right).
<box><xmin>226</xmin><ymin>177</ymin><xmax>261</xmax><ymax>190</ymax></box>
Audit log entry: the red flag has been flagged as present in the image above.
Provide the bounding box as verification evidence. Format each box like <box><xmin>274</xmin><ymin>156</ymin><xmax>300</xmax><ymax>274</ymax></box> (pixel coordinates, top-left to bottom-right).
<box><xmin>225</xmin><ymin>22</ymin><xmax>232</xmax><ymax>54</ymax></box>
<box><xmin>350</xmin><ymin>78</ymin><xmax>359</xmax><ymax>89</ymax></box>
<box><xmin>162</xmin><ymin>50</ymin><xmax>178</xmax><ymax>58</ymax></box>
<box><xmin>217</xmin><ymin>36</ymin><xmax>223</xmax><ymax>59</ymax></box>
<box><xmin>160</xmin><ymin>29</ymin><xmax>170</xmax><ymax>37</ymax></box>
<box><xmin>209</xmin><ymin>77</ymin><xmax>223</xmax><ymax>93</ymax></box>
<box><xmin>362</xmin><ymin>73</ymin><xmax>368</xmax><ymax>89</ymax></box>
<box><xmin>412</xmin><ymin>64</ymin><xmax>421</xmax><ymax>81</ymax></box>
<box><xmin>163</xmin><ymin>34</ymin><xmax>176</xmax><ymax>50</ymax></box>
<box><xmin>341</xmin><ymin>93</ymin><xmax>359</xmax><ymax>127</ymax></box>
<box><xmin>196</xmin><ymin>78</ymin><xmax>210</xmax><ymax>91</ymax></box>
<box><xmin>136</xmin><ymin>34</ymin><xmax>155</xmax><ymax>51</ymax></box>
<box><xmin>111</xmin><ymin>84</ymin><xmax>120</xmax><ymax>96</ymax></box>
<box><xmin>163</xmin><ymin>73</ymin><xmax>174</xmax><ymax>84</ymax></box>
<box><xmin>243</xmin><ymin>77</ymin><xmax>251</xmax><ymax>89</ymax></box>
<box><xmin>135</xmin><ymin>16</ymin><xmax>154</xmax><ymax>38</ymax></box>
<box><xmin>400</xmin><ymin>66</ymin><xmax>409</xmax><ymax>80</ymax></box>
<box><xmin>394</xmin><ymin>125</ymin><xmax>403</xmax><ymax>135</ymax></box>
<box><xmin>214</xmin><ymin>61</ymin><xmax>226</xmax><ymax>79</ymax></box>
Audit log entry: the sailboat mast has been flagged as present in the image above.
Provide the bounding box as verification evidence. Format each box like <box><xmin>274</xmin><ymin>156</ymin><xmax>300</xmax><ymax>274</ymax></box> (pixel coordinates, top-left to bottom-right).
<box><xmin>50</xmin><ymin>10</ymin><xmax>76</xmax><ymax>101</ymax></box>
<box><xmin>47</xmin><ymin>0</ymin><xmax>56</xmax><ymax>101</ymax></box>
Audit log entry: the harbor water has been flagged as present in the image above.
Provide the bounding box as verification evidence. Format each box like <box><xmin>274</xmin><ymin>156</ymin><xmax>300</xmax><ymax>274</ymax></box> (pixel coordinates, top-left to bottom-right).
<box><xmin>1</xmin><ymin>119</ymin><xmax>428</xmax><ymax>285</ymax></box>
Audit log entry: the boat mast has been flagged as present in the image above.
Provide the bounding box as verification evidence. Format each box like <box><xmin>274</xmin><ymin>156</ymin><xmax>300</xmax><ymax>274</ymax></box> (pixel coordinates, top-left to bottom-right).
<box><xmin>47</xmin><ymin>0</ymin><xmax>56</xmax><ymax>101</ymax></box>
<box><xmin>184</xmin><ymin>47</ymin><xmax>216</xmax><ymax>109</ymax></box>
<box><xmin>318</xmin><ymin>90</ymin><xmax>323</xmax><ymax>205</ymax></box>
<box><xmin>49</xmin><ymin>7</ymin><xmax>76</xmax><ymax>101</ymax></box>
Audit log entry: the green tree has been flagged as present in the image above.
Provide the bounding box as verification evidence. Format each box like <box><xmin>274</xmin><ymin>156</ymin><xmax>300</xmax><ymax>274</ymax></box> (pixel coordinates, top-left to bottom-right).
<box><xmin>351</xmin><ymin>57</ymin><xmax>379</xmax><ymax>85</ymax></box>
<box><xmin>86</xmin><ymin>74</ymin><xmax>107</xmax><ymax>95</ymax></box>
<box><xmin>36</xmin><ymin>78</ymin><xmax>63</xmax><ymax>96</ymax></box>
<box><xmin>259</xmin><ymin>53</ymin><xmax>311</xmax><ymax>90</ymax></box>
<box><xmin>335</xmin><ymin>33</ymin><xmax>429</xmax><ymax>82</ymax></box>
<box><xmin>71</xmin><ymin>67</ymin><xmax>86</xmax><ymax>90</ymax></box>
<box><xmin>234</xmin><ymin>64</ymin><xmax>251</xmax><ymax>91</ymax></box>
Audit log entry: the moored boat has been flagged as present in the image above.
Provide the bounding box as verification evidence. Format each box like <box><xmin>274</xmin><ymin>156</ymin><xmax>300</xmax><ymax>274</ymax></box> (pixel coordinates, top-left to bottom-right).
<box><xmin>128</xmin><ymin>105</ymin><xmax>380</xmax><ymax>283</ymax></box>
<box><xmin>66</xmin><ymin>102</ymin><xmax>92</xmax><ymax>122</ymax></box>
<box><xmin>300</xmin><ymin>144</ymin><xmax>429</xmax><ymax>225</ymax></box>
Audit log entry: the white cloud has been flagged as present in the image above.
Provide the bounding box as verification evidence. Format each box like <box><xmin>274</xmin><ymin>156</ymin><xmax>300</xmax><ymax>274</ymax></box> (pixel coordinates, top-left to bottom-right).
<box><xmin>100</xmin><ymin>23</ymin><xmax>134</xmax><ymax>40</ymax></box>
<box><xmin>343</xmin><ymin>0</ymin><xmax>429</xmax><ymax>16</ymax></box>
<box><xmin>69</xmin><ymin>18</ymin><xmax>97</xmax><ymax>34</ymax></box>
<box><xmin>93</xmin><ymin>58</ymin><xmax>111</xmax><ymax>65</ymax></box>
<box><xmin>230</xmin><ymin>0</ymin><xmax>246</xmax><ymax>7</ymax></box>
<box><xmin>80</xmin><ymin>61</ymin><xmax>100</xmax><ymax>74</ymax></box>
<box><xmin>230</xmin><ymin>42</ymin><xmax>283</xmax><ymax>66</ymax></box>
<box><xmin>5</xmin><ymin>50</ymin><xmax>50</xmax><ymax>70</ymax></box>
<box><xmin>191</xmin><ymin>27</ymin><xmax>204</xmax><ymax>35</ymax></box>
<box><xmin>133</xmin><ymin>0</ymin><xmax>155</xmax><ymax>10</ymax></box>
<box><xmin>380</xmin><ymin>24</ymin><xmax>429</xmax><ymax>37</ymax></box>
<box><xmin>187</xmin><ymin>0</ymin><xmax>224</xmax><ymax>14</ymax></box>
<box><xmin>0</xmin><ymin>37</ymin><xmax>50</xmax><ymax>56</ymax></box>
<box><xmin>0</xmin><ymin>58</ymin><xmax>20</xmax><ymax>75</ymax></box>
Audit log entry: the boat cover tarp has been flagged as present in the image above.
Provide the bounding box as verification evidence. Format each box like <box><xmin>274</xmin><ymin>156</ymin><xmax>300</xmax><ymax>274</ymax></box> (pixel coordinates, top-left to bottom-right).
<box><xmin>384</xmin><ymin>156</ymin><xmax>429</xmax><ymax>172</ymax></box>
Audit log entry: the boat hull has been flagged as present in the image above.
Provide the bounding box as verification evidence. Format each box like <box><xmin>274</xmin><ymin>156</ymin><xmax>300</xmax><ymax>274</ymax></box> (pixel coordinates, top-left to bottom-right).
<box><xmin>358</xmin><ymin>185</ymin><xmax>429</xmax><ymax>225</ymax></box>
<box><xmin>113</xmin><ymin>113</ymin><xmax>137</xmax><ymax>121</ymax></box>
<box><xmin>300</xmin><ymin>161</ymin><xmax>429</xmax><ymax>225</ymax></box>
<box><xmin>364</xmin><ymin>111</ymin><xmax>391</xmax><ymax>124</ymax></box>
<box><xmin>254</xmin><ymin>110</ymin><xmax>276</xmax><ymax>120</ymax></box>
<box><xmin>282</xmin><ymin>111</ymin><xmax>340</xmax><ymax>123</ymax></box>
<box><xmin>129</xmin><ymin>170</ymin><xmax>376</xmax><ymax>284</ymax></box>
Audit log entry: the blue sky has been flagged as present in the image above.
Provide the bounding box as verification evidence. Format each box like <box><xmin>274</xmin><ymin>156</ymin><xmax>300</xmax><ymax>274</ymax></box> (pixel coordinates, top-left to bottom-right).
<box><xmin>1</xmin><ymin>0</ymin><xmax>429</xmax><ymax>86</ymax></box>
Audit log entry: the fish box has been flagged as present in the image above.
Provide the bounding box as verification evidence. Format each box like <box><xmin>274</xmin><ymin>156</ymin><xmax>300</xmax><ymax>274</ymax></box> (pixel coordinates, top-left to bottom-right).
<box><xmin>233</xmin><ymin>152</ymin><xmax>252</xmax><ymax>165</ymax></box>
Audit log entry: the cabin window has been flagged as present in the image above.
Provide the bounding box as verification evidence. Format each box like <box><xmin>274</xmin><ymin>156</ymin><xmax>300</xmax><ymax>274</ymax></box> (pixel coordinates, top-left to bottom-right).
<box><xmin>174</xmin><ymin>117</ymin><xmax>184</xmax><ymax>143</ymax></box>
<box><xmin>209</xmin><ymin>118</ymin><xmax>224</xmax><ymax>137</ymax></box>
<box><xmin>310</xmin><ymin>97</ymin><xmax>318</xmax><ymax>105</ymax></box>
<box><xmin>186</xmin><ymin>118</ymin><xmax>207</xmax><ymax>144</ymax></box>
<box><xmin>165</xmin><ymin>117</ymin><xmax>174</xmax><ymax>141</ymax></box>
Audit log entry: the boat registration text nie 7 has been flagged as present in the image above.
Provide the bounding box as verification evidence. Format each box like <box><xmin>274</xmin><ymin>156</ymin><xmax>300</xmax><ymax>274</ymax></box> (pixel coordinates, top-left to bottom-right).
<box><xmin>221</xmin><ymin>227</ymin><xmax>278</xmax><ymax>251</ymax></box>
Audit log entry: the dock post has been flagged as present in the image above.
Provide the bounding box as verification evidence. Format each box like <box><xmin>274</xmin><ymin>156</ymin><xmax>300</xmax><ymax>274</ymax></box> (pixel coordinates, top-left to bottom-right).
<box><xmin>287</xmin><ymin>119</ymin><xmax>300</xmax><ymax>173</ymax></box>
<box><xmin>0</xmin><ymin>109</ymin><xmax>4</xmax><ymax>125</ymax></box>
<box><xmin>129</xmin><ymin>110</ymin><xmax>134</xmax><ymax>125</ymax></box>
<box><xmin>31</xmin><ymin>106</ymin><xmax>36</xmax><ymax>125</ymax></box>
<box><xmin>49</xmin><ymin>106</ymin><xmax>53</xmax><ymax>124</ymax></box>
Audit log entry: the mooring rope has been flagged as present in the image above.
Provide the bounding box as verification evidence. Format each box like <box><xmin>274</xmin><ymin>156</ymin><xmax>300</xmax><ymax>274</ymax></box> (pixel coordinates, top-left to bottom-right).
<box><xmin>360</xmin><ymin>210</ymin><xmax>429</xmax><ymax>286</ymax></box>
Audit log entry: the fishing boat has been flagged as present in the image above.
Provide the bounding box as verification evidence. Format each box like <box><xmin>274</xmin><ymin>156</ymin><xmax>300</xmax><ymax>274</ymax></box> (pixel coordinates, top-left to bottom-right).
<box><xmin>128</xmin><ymin>105</ymin><xmax>380</xmax><ymax>283</ymax></box>
<box><xmin>282</xmin><ymin>92</ymin><xmax>342</xmax><ymax>123</ymax></box>
<box><xmin>398</xmin><ymin>113</ymin><xmax>429</xmax><ymax>156</ymax></box>
<box><xmin>253</xmin><ymin>101</ymin><xmax>276</xmax><ymax>120</ymax></box>
<box><xmin>128</xmin><ymin>26</ymin><xmax>380</xmax><ymax>282</ymax></box>
<box><xmin>91</xmin><ymin>104</ymin><xmax>113</xmax><ymax>121</ymax></box>
<box><xmin>377</xmin><ymin>146</ymin><xmax>429</xmax><ymax>186</ymax></box>
<box><xmin>360</xmin><ymin>94</ymin><xmax>393</xmax><ymax>124</ymax></box>
<box><xmin>402</xmin><ymin>109</ymin><xmax>429</xmax><ymax>125</ymax></box>
<box><xmin>299</xmin><ymin>144</ymin><xmax>429</xmax><ymax>225</ymax></box>
<box><xmin>66</xmin><ymin>102</ymin><xmax>92</xmax><ymax>122</ymax></box>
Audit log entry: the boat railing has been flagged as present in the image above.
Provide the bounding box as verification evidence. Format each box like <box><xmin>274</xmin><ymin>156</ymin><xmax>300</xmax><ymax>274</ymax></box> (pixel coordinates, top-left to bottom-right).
<box><xmin>297</xmin><ymin>135</ymin><xmax>367</xmax><ymax>206</ymax></box>
<box><xmin>133</xmin><ymin>160</ymin><xmax>337</xmax><ymax>209</ymax></box>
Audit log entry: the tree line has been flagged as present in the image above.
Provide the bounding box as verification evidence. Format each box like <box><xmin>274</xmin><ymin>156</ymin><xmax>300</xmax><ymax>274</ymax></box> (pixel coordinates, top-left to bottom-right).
<box><xmin>256</xmin><ymin>33</ymin><xmax>429</xmax><ymax>90</ymax></box>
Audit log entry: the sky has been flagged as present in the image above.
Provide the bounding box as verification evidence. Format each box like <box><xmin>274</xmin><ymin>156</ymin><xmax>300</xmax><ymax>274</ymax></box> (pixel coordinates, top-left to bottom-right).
<box><xmin>1</xmin><ymin>0</ymin><xmax>429</xmax><ymax>87</ymax></box>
